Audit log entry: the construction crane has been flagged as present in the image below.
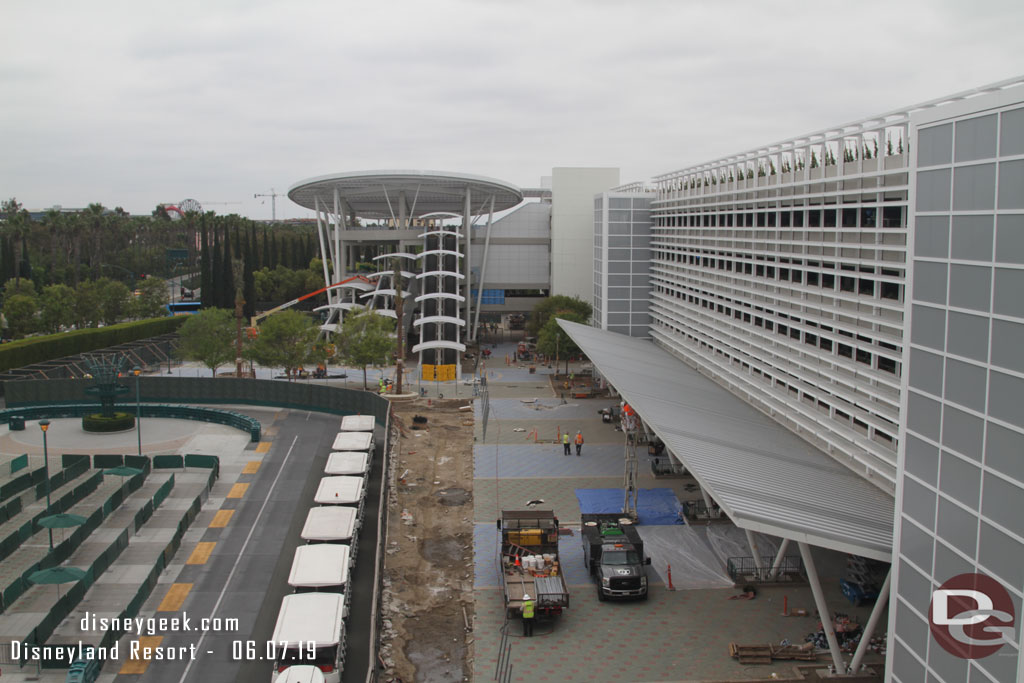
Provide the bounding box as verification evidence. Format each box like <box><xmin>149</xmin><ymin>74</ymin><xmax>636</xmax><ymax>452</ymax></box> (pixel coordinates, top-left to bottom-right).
<box><xmin>254</xmin><ymin>188</ymin><xmax>283</xmax><ymax>221</ymax></box>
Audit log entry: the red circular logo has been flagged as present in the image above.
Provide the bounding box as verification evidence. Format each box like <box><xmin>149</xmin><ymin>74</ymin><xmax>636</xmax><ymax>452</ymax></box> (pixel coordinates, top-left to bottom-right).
<box><xmin>929</xmin><ymin>573</ymin><xmax>1016</xmax><ymax>659</ymax></box>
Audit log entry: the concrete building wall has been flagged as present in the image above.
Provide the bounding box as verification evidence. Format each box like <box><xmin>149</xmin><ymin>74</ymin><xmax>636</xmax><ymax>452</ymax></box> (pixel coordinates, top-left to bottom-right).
<box><xmin>551</xmin><ymin>167</ymin><xmax>620</xmax><ymax>304</ymax></box>
<box><xmin>888</xmin><ymin>85</ymin><xmax>1024</xmax><ymax>683</ymax></box>
<box><xmin>593</xmin><ymin>191</ymin><xmax>653</xmax><ymax>337</ymax></box>
<box><xmin>470</xmin><ymin>201</ymin><xmax>551</xmax><ymax>289</ymax></box>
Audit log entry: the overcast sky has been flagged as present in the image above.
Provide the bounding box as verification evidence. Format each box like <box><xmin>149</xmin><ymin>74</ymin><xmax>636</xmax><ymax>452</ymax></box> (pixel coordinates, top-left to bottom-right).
<box><xmin>3</xmin><ymin>0</ymin><xmax>1023</xmax><ymax>220</ymax></box>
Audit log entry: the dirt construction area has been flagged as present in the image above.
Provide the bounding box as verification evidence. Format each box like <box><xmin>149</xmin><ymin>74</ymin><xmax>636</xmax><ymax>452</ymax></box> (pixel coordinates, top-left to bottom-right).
<box><xmin>379</xmin><ymin>398</ymin><xmax>476</xmax><ymax>683</ymax></box>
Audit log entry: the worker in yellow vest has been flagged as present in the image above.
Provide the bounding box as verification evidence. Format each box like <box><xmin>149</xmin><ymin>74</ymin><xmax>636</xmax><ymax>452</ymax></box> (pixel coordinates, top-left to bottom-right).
<box><xmin>562</xmin><ymin>432</ymin><xmax>571</xmax><ymax>455</ymax></box>
<box><xmin>521</xmin><ymin>593</ymin><xmax>535</xmax><ymax>636</ymax></box>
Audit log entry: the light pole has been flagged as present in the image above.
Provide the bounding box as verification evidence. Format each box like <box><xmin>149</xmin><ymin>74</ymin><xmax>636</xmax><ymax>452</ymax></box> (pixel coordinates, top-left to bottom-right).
<box><xmin>133</xmin><ymin>366</ymin><xmax>142</xmax><ymax>457</ymax></box>
<box><xmin>39</xmin><ymin>419</ymin><xmax>53</xmax><ymax>550</ymax></box>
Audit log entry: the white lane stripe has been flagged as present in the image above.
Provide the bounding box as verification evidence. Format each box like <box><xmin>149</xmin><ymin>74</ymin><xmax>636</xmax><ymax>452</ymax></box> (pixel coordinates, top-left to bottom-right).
<box><xmin>176</xmin><ymin>434</ymin><xmax>299</xmax><ymax>683</ymax></box>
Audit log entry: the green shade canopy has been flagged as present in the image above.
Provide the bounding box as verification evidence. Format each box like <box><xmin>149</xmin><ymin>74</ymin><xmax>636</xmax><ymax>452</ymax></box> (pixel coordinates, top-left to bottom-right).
<box><xmin>29</xmin><ymin>566</ymin><xmax>87</xmax><ymax>585</ymax></box>
<box><xmin>38</xmin><ymin>513</ymin><xmax>87</xmax><ymax>529</ymax></box>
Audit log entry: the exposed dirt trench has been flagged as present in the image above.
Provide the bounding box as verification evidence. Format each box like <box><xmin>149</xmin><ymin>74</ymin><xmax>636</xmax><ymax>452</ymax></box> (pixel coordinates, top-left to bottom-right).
<box><xmin>379</xmin><ymin>399</ymin><xmax>475</xmax><ymax>682</ymax></box>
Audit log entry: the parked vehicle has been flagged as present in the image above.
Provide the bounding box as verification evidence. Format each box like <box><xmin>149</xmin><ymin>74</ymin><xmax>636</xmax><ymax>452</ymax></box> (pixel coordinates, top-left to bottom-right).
<box><xmin>271</xmin><ymin>593</ymin><xmax>345</xmax><ymax>682</ymax></box>
<box><xmin>581</xmin><ymin>514</ymin><xmax>650</xmax><ymax>601</ymax></box>
<box><xmin>497</xmin><ymin>510</ymin><xmax>570</xmax><ymax>620</ymax></box>
<box><xmin>288</xmin><ymin>544</ymin><xmax>351</xmax><ymax>593</ymax></box>
<box><xmin>339</xmin><ymin>415</ymin><xmax>375</xmax><ymax>432</ymax></box>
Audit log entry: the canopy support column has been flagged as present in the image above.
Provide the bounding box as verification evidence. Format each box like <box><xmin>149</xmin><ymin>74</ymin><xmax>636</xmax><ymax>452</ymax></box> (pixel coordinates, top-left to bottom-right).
<box><xmin>700</xmin><ymin>487</ymin><xmax>715</xmax><ymax>515</ymax></box>
<box><xmin>462</xmin><ymin>188</ymin><xmax>472</xmax><ymax>358</ymax></box>
<box><xmin>848</xmin><ymin>568</ymin><xmax>891</xmax><ymax>673</ymax></box>
<box><xmin>745</xmin><ymin>529</ymin><xmax>764</xmax><ymax>576</ymax></box>
<box><xmin>768</xmin><ymin>538</ymin><xmax>790</xmax><ymax>580</ymax></box>
<box><xmin>333</xmin><ymin>187</ymin><xmax>346</xmax><ymax>278</ymax></box>
<box><xmin>471</xmin><ymin>195</ymin><xmax>496</xmax><ymax>343</ymax></box>
<box><xmin>799</xmin><ymin>541</ymin><xmax>844</xmax><ymax>672</ymax></box>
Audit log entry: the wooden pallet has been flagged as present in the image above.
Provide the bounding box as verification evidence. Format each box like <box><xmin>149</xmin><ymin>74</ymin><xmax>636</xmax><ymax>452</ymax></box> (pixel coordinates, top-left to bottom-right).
<box><xmin>728</xmin><ymin>643</ymin><xmax>772</xmax><ymax>665</ymax></box>
<box><xmin>770</xmin><ymin>644</ymin><xmax>817</xmax><ymax>661</ymax></box>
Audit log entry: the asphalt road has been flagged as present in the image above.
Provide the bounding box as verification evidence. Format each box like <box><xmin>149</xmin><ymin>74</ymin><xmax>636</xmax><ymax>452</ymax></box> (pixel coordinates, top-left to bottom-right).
<box><xmin>117</xmin><ymin>408</ymin><xmax>385</xmax><ymax>683</ymax></box>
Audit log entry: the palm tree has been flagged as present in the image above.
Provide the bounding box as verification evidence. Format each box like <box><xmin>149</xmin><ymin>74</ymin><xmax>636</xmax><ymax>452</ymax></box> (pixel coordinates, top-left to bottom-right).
<box><xmin>42</xmin><ymin>208</ymin><xmax>63</xmax><ymax>282</ymax></box>
<box><xmin>2</xmin><ymin>198</ymin><xmax>31</xmax><ymax>289</ymax></box>
<box><xmin>81</xmin><ymin>205</ymin><xmax>104</xmax><ymax>286</ymax></box>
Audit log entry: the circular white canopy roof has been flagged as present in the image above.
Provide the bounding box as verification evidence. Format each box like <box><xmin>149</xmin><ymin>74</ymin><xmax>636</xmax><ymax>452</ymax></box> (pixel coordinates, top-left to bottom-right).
<box><xmin>288</xmin><ymin>170</ymin><xmax>524</xmax><ymax>219</ymax></box>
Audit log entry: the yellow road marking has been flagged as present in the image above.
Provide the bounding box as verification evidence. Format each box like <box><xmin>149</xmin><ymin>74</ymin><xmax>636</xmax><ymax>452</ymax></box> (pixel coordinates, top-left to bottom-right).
<box><xmin>119</xmin><ymin>635</ymin><xmax>163</xmax><ymax>674</ymax></box>
<box><xmin>255</xmin><ymin>442</ymin><xmax>271</xmax><ymax>453</ymax></box>
<box><xmin>227</xmin><ymin>483</ymin><xmax>249</xmax><ymax>498</ymax></box>
<box><xmin>158</xmin><ymin>583</ymin><xmax>192</xmax><ymax>611</ymax></box>
<box><xmin>243</xmin><ymin>460</ymin><xmax>262</xmax><ymax>473</ymax></box>
<box><xmin>186</xmin><ymin>542</ymin><xmax>216</xmax><ymax>565</ymax></box>
<box><xmin>210</xmin><ymin>509</ymin><xmax>234</xmax><ymax>528</ymax></box>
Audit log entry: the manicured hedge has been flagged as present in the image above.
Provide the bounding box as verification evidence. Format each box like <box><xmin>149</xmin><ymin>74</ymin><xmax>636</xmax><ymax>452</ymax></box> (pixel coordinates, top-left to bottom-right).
<box><xmin>82</xmin><ymin>412</ymin><xmax>136</xmax><ymax>432</ymax></box>
<box><xmin>0</xmin><ymin>317</ymin><xmax>186</xmax><ymax>372</ymax></box>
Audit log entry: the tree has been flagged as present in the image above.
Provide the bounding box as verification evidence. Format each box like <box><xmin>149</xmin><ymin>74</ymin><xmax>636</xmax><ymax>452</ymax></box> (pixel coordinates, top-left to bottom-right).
<box><xmin>527</xmin><ymin>295</ymin><xmax>592</xmax><ymax>338</ymax></box>
<box><xmin>74</xmin><ymin>280</ymin><xmax>103</xmax><ymax>328</ymax></box>
<box><xmin>97</xmin><ymin>278</ymin><xmax>131</xmax><ymax>325</ymax></box>
<box><xmin>177</xmin><ymin>308</ymin><xmax>237</xmax><ymax>377</ymax></box>
<box><xmin>3</xmin><ymin>293</ymin><xmax>38</xmax><ymax>339</ymax></box>
<box><xmin>337</xmin><ymin>309</ymin><xmax>396</xmax><ymax>389</ymax></box>
<box><xmin>3</xmin><ymin>277</ymin><xmax>37</xmax><ymax>299</ymax></box>
<box><xmin>1</xmin><ymin>198</ymin><xmax>30</xmax><ymax>288</ymax></box>
<box><xmin>536</xmin><ymin>311</ymin><xmax>587</xmax><ymax>374</ymax></box>
<box><xmin>39</xmin><ymin>284</ymin><xmax>76</xmax><ymax>333</ymax></box>
<box><xmin>200</xmin><ymin>218</ymin><xmax>211</xmax><ymax>307</ymax></box>
<box><xmin>247</xmin><ymin>310</ymin><xmax>320</xmax><ymax>380</ymax></box>
<box><xmin>132</xmin><ymin>276</ymin><xmax>169</xmax><ymax>319</ymax></box>
<box><xmin>243</xmin><ymin>228</ymin><xmax>256</xmax><ymax>319</ymax></box>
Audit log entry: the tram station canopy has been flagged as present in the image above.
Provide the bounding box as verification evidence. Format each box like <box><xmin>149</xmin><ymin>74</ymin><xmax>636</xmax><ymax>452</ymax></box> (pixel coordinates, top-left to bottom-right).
<box><xmin>288</xmin><ymin>170</ymin><xmax>524</xmax><ymax>219</ymax></box>
<box><xmin>558</xmin><ymin>319</ymin><xmax>895</xmax><ymax>562</ymax></box>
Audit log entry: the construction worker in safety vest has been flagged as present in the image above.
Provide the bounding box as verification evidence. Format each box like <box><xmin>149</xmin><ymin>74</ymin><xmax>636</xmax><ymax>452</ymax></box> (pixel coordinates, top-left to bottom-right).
<box><xmin>574</xmin><ymin>430</ymin><xmax>584</xmax><ymax>456</ymax></box>
<box><xmin>521</xmin><ymin>594</ymin><xmax>535</xmax><ymax>636</ymax></box>
<box><xmin>562</xmin><ymin>432</ymin><xmax>571</xmax><ymax>455</ymax></box>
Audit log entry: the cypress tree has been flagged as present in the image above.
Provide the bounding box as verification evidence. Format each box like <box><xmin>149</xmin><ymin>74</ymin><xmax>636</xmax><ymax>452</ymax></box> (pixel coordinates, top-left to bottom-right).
<box><xmin>243</xmin><ymin>227</ymin><xmax>256</xmax><ymax>319</ymax></box>
<box><xmin>269</xmin><ymin>233</ymin><xmax>279</xmax><ymax>269</ymax></box>
<box><xmin>220</xmin><ymin>225</ymin><xmax>234</xmax><ymax>308</ymax></box>
<box><xmin>280</xmin><ymin>237</ymin><xmax>289</xmax><ymax>271</ymax></box>
<box><xmin>211</xmin><ymin>226</ymin><xmax>223</xmax><ymax>307</ymax></box>
<box><xmin>200</xmin><ymin>220</ymin><xmax>210</xmax><ymax>307</ymax></box>
<box><xmin>262</xmin><ymin>227</ymin><xmax>271</xmax><ymax>269</ymax></box>
<box><xmin>250</xmin><ymin>224</ymin><xmax>260</xmax><ymax>271</ymax></box>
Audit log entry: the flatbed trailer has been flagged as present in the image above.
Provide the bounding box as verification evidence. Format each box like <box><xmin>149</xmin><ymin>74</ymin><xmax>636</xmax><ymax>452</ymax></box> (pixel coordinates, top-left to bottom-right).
<box><xmin>497</xmin><ymin>510</ymin><xmax>569</xmax><ymax>620</ymax></box>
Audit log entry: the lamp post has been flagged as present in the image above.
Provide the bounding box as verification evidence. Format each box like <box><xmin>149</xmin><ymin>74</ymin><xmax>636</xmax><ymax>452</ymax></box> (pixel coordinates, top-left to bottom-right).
<box><xmin>133</xmin><ymin>366</ymin><xmax>142</xmax><ymax>457</ymax></box>
<box><xmin>39</xmin><ymin>419</ymin><xmax>53</xmax><ymax>550</ymax></box>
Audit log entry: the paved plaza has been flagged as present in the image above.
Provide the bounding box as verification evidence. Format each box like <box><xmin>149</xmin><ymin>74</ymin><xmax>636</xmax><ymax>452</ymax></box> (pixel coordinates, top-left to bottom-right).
<box><xmin>471</xmin><ymin>343</ymin><xmax>887</xmax><ymax>682</ymax></box>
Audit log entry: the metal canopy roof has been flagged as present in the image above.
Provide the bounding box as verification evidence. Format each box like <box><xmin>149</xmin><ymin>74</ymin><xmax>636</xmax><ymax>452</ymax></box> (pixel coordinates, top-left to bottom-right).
<box><xmin>559</xmin><ymin>320</ymin><xmax>894</xmax><ymax>561</ymax></box>
<box><xmin>288</xmin><ymin>170</ymin><xmax>524</xmax><ymax>219</ymax></box>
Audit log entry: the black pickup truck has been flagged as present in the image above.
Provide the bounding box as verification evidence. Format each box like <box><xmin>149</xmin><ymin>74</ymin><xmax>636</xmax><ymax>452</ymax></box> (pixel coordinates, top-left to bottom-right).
<box><xmin>581</xmin><ymin>514</ymin><xmax>650</xmax><ymax>601</ymax></box>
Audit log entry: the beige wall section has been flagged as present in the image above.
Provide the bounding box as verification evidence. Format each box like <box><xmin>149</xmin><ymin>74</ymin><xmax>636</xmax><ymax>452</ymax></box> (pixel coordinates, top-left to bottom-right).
<box><xmin>550</xmin><ymin>167</ymin><xmax>620</xmax><ymax>304</ymax></box>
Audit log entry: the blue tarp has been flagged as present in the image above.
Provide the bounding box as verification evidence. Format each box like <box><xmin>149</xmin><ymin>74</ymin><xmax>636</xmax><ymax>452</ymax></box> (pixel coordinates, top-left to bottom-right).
<box><xmin>575</xmin><ymin>488</ymin><xmax>685</xmax><ymax>526</ymax></box>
